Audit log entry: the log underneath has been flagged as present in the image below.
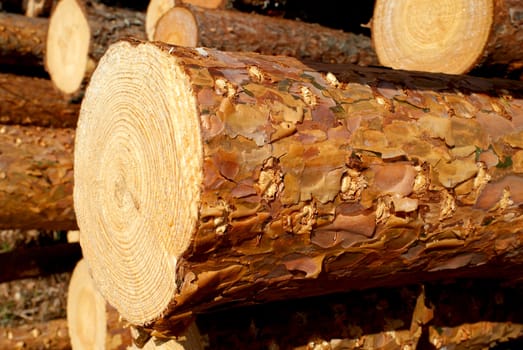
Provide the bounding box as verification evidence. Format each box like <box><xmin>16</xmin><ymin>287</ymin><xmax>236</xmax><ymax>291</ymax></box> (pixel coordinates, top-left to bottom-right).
<box><xmin>67</xmin><ymin>259</ymin><xmax>133</xmax><ymax>350</ymax></box>
<box><xmin>0</xmin><ymin>12</ymin><xmax>47</xmax><ymax>69</ymax></box>
<box><xmin>372</xmin><ymin>0</ymin><xmax>523</xmax><ymax>75</ymax></box>
<box><xmin>46</xmin><ymin>0</ymin><xmax>145</xmax><ymax>94</ymax></box>
<box><xmin>191</xmin><ymin>280</ymin><xmax>523</xmax><ymax>349</ymax></box>
<box><xmin>154</xmin><ymin>5</ymin><xmax>378</xmax><ymax>66</ymax></box>
<box><xmin>74</xmin><ymin>39</ymin><xmax>523</xmax><ymax>331</ymax></box>
<box><xmin>0</xmin><ymin>125</ymin><xmax>75</xmax><ymax>230</ymax></box>
<box><xmin>0</xmin><ymin>73</ymin><xmax>80</xmax><ymax>128</ymax></box>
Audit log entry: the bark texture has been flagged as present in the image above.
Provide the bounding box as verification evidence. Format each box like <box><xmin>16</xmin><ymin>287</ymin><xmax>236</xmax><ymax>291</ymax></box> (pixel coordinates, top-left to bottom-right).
<box><xmin>46</xmin><ymin>0</ymin><xmax>145</xmax><ymax>94</ymax></box>
<box><xmin>75</xmin><ymin>39</ymin><xmax>523</xmax><ymax>333</ymax></box>
<box><xmin>154</xmin><ymin>5</ymin><xmax>378</xmax><ymax>66</ymax></box>
<box><xmin>0</xmin><ymin>73</ymin><xmax>80</xmax><ymax>127</ymax></box>
<box><xmin>0</xmin><ymin>125</ymin><xmax>75</xmax><ymax>230</ymax></box>
<box><xmin>372</xmin><ymin>0</ymin><xmax>523</xmax><ymax>75</ymax></box>
<box><xmin>0</xmin><ymin>242</ymin><xmax>81</xmax><ymax>282</ymax></box>
<box><xmin>0</xmin><ymin>12</ymin><xmax>47</xmax><ymax>68</ymax></box>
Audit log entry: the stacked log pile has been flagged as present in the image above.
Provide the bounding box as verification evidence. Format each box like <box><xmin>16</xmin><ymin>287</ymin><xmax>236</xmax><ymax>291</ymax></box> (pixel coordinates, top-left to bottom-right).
<box><xmin>0</xmin><ymin>0</ymin><xmax>523</xmax><ymax>349</ymax></box>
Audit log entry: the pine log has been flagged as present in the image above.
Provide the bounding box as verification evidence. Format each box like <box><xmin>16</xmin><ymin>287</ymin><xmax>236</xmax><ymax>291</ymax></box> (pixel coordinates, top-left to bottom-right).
<box><xmin>74</xmin><ymin>39</ymin><xmax>523</xmax><ymax>332</ymax></box>
<box><xmin>45</xmin><ymin>0</ymin><xmax>145</xmax><ymax>95</ymax></box>
<box><xmin>0</xmin><ymin>12</ymin><xmax>47</xmax><ymax>69</ymax></box>
<box><xmin>145</xmin><ymin>0</ymin><xmax>229</xmax><ymax>40</ymax></box>
<box><xmin>0</xmin><ymin>242</ymin><xmax>81</xmax><ymax>282</ymax></box>
<box><xmin>153</xmin><ymin>5</ymin><xmax>378</xmax><ymax>66</ymax></box>
<box><xmin>0</xmin><ymin>125</ymin><xmax>75</xmax><ymax>230</ymax></box>
<box><xmin>372</xmin><ymin>0</ymin><xmax>523</xmax><ymax>75</ymax></box>
<box><xmin>145</xmin><ymin>280</ymin><xmax>523</xmax><ymax>349</ymax></box>
<box><xmin>67</xmin><ymin>259</ymin><xmax>133</xmax><ymax>350</ymax></box>
<box><xmin>0</xmin><ymin>318</ymin><xmax>71</xmax><ymax>350</ymax></box>
<box><xmin>0</xmin><ymin>73</ymin><xmax>80</xmax><ymax>128</ymax></box>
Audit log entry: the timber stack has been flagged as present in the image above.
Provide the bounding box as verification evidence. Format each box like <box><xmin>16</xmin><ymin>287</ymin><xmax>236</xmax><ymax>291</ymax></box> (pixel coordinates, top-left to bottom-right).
<box><xmin>1</xmin><ymin>0</ymin><xmax>523</xmax><ymax>349</ymax></box>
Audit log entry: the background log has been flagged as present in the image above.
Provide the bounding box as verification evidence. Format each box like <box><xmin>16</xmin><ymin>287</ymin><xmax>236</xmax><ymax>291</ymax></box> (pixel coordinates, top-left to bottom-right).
<box><xmin>0</xmin><ymin>73</ymin><xmax>80</xmax><ymax>128</ymax></box>
<box><xmin>45</xmin><ymin>0</ymin><xmax>145</xmax><ymax>95</ymax></box>
<box><xmin>0</xmin><ymin>12</ymin><xmax>47</xmax><ymax>70</ymax></box>
<box><xmin>145</xmin><ymin>0</ymin><xmax>229</xmax><ymax>40</ymax></box>
<box><xmin>0</xmin><ymin>125</ymin><xmax>75</xmax><ymax>230</ymax></box>
<box><xmin>67</xmin><ymin>259</ymin><xmax>133</xmax><ymax>350</ymax></box>
<box><xmin>74</xmin><ymin>39</ymin><xmax>523</xmax><ymax>333</ymax></box>
<box><xmin>372</xmin><ymin>0</ymin><xmax>523</xmax><ymax>76</ymax></box>
<box><xmin>153</xmin><ymin>5</ymin><xmax>378</xmax><ymax>66</ymax></box>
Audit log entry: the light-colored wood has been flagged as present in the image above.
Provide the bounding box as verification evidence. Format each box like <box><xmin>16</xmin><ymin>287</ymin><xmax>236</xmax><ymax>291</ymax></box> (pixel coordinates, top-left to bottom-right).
<box><xmin>46</xmin><ymin>0</ymin><xmax>145</xmax><ymax>95</ymax></box>
<box><xmin>372</xmin><ymin>0</ymin><xmax>523</xmax><ymax>75</ymax></box>
<box><xmin>67</xmin><ymin>259</ymin><xmax>133</xmax><ymax>350</ymax></box>
<box><xmin>74</xmin><ymin>39</ymin><xmax>523</xmax><ymax>333</ymax></box>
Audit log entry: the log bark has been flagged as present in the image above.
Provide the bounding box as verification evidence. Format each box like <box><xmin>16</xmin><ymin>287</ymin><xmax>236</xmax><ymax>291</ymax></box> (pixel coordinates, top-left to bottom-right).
<box><xmin>372</xmin><ymin>0</ymin><xmax>523</xmax><ymax>76</ymax></box>
<box><xmin>153</xmin><ymin>5</ymin><xmax>378</xmax><ymax>66</ymax></box>
<box><xmin>0</xmin><ymin>319</ymin><xmax>71</xmax><ymax>350</ymax></box>
<box><xmin>0</xmin><ymin>12</ymin><xmax>47</xmax><ymax>69</ymax></box>
<box><xmin>0</xmin><ymin>242</ymin><xmax>81</xmax><ymax>283</ymax></box>
<box><xmin>45</xmin><ymin>0</ymin><xmax>145</xmax><ymax>95</ymax></box>
<box><xmin>0</xmin><ymin>125</ymin><xmax>75</xmax><ymax>230</ymax></box>
<box><xmin>67</xmin><ymin>259</ymin><xmax>134</xmax><ymax>350</ymax></box>
<box><xmin>0</xmin><ymin>73</ymin><xmax>80</xmax><ymax>128</ymax></box>
<box><xmin>145</xmin><ymin>0</ymin><xmax>229</xmax><ymax>40</ymax></box>
<box><xmin>74</xmin><ymin>39</ymin><xmax>523</xmax><ymax>332</ymax></box>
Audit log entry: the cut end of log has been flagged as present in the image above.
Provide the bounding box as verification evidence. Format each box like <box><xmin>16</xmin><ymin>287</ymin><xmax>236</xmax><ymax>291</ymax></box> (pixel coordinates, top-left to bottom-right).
<box><xmin>372</xmin><ymin>0</ymin><xmax>493</xmax><ymax>74</ymax></box>
<box><xmin>67</xmin><ymin>259</ymin><xmax>108</xmax><ymax>350</ymax></box>
<box><xmin>74</xmin><ymin>40</ymin><xmax>203</xmax><ymax>325</ymax></box>
<box><xmin>46</xmin><ymin>0</ymin><xmax>90</xmax><ymax>94</ymax></box>
<box><xmin>146</xmin><ymin>0</ymin><xmax>176</xmax><ymax>40</ymax></box>
<box><xmin>154</xmin><ymin>7</ymin><xmax>199</xmax><ymax>47</ymax></box>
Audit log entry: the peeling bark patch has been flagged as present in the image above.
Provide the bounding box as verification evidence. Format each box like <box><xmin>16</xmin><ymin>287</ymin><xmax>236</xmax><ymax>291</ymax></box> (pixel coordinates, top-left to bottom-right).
<box><xmin>340</xmin><ymin>169</ymin><xmax>367</xmax><ymax>201</ymax></box>
<box><xmin>256</xmin><ymin>157</ymin><xmax>283</xmax><ymax>201</ymax></box>
<box><xmin>439</xmin><ymin>190</ymin><xmax>456</xmax><ymax>220</ymax></box>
